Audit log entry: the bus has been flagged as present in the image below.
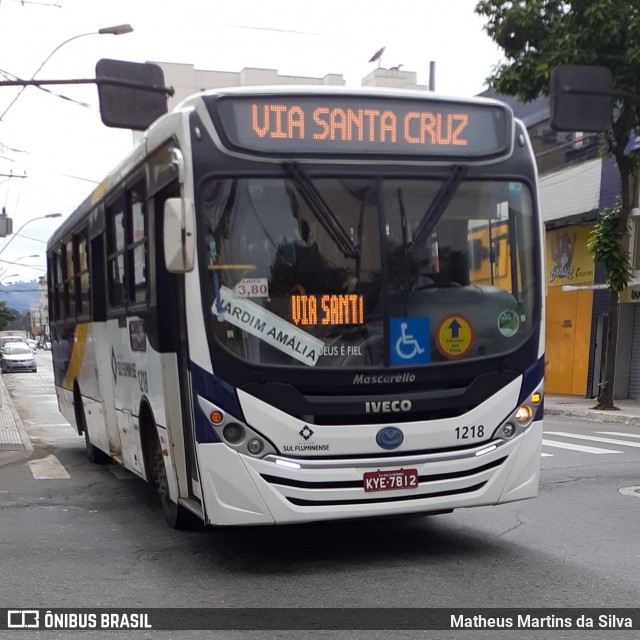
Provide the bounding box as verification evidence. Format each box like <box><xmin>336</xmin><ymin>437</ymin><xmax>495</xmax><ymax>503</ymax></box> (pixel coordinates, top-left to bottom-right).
<box><xmin>48</xmin><ymin>86</ymin><xmax>545</xmax><ymax>528</ymax></box>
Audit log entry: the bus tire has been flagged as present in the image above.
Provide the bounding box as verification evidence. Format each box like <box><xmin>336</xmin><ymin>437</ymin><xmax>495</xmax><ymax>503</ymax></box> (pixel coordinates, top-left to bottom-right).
<box><xmin>75</xmin><ymin>389</ymin><xmax>110</xmax><ymax>465</ymax></box>
<box><xmin>152</xmin><ymin>434</ymin><xmax>201</xmax><ymax>530</ymax></box>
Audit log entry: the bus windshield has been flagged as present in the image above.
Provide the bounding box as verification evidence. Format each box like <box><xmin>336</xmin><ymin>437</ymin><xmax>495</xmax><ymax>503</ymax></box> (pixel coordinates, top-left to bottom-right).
<box><xmin>201</xmin><ymin>173</ymin><xmax>537</xmax><ymax>369</ymax></box>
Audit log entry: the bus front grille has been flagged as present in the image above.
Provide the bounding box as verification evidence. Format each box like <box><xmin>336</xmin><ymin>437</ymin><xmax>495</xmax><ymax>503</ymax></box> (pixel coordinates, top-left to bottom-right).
<box><xmin>259</xmin><ymin>456</ymin><xmax>507</xmax><ymax>508</ymax></box>
<box><xmin>286</xmin><ymin>482</ymin><xmax>487</xmax><ymax>507</ymax></box>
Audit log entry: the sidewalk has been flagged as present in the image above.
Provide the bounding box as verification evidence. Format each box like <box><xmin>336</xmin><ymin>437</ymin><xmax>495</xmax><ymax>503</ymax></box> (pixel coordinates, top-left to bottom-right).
<box><xmin>544</xmin><ymin>394</ymin><xmax>640</xmax><ymax>425</ymax></box>
<box><xmin>0</xmin><ymin>373</ymin><xmax>32</xmax><ymax>464</ymax></box>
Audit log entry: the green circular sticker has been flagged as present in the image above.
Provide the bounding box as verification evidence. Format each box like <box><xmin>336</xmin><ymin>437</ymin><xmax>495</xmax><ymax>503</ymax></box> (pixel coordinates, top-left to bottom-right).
<box><xmin>498</xmin><ymin>310</ymin><xmax>520</xmax><ymax>337</ymax></box>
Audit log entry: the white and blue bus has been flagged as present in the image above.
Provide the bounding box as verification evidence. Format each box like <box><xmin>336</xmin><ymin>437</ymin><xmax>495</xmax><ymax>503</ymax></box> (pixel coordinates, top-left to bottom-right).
<box><xmin>48</xmin><ymin>87</ymin><xmax>544</xmax><ymax>528</ymax></box>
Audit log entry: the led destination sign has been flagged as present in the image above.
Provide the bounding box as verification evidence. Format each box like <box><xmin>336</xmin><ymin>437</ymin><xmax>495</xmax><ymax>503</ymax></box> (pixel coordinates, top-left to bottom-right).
<box><xmin>291</xmin><ymin>294</ymin><xmax>364</xmax><ymax>326</ymax></box>
<box><xmin>210</xmin><ymin>95</ymin><xmax>513</xmax><ymax>159</ymax></box>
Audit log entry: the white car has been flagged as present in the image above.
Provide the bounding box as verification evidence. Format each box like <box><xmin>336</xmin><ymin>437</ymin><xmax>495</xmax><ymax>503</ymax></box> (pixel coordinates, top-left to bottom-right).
<box><xmin>0</xmin><ymin>343</ymin><xmax>37</xmax><ymax>373</ymax></box>
<box><xmin>26</xmin><ymin>339</ymin><xmax>38</xmax><ymax>353</ymax></box>
<box><xmin>0</xmin><ymin>336</ymin><xmax>24</xmax><ymax>352</ymax></box>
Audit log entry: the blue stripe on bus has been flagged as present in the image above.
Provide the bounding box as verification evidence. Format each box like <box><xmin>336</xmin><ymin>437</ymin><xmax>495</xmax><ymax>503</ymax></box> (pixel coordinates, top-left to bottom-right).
<box><xmin>190</xmin><ymin>362</ymin><xmax>245</xmax><ymax>443</ymax></box>
<box><xmin>518</xmin><ymin>355</ymin><xmax>545</xmax><ymax>406</ymax></box>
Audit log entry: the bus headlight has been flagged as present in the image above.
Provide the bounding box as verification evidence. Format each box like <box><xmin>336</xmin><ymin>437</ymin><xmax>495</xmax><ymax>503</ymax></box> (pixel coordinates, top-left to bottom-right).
<box><xmin>502</xmin><ymin>423</ymin><xmax>516</xmax><ymax>438</ymax></box>
<box><xmin>492</xmin><ymin>383</ymin><xmax>543</xmax><ymax>442</ymax></box>
<box><xmin>197</xmin><ymin>395</ymin><xmax>277</xmax><ymax>458</ymax></box>
<box><xmin>247</xmin><ymin>438</ymin><xmax>264</xmax><ymax>455</ymax></box>
<box><xmin>514</xmin><ymin>404</ymin><xmax>534</xmax><ymax>426</ymax></box>
<box><xmin>223</xmin><ymin>423</ymin><xmax>245</xmax><ymax>444</ymax></box>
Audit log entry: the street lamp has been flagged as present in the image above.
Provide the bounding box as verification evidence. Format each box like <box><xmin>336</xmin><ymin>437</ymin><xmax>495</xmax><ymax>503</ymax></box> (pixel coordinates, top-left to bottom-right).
<box><xmin>0</xmin><ymin>213</ymin><xmax>62</xmax><ymax>258</ymax></box>
<box><xmin>0</xmin><ymin>24</ymin><xmax>134</xmax><ymax>121</ymax></box>
<box><xmin>0</xmin><ymin>254</ymin><xmax>39</xmax><ymax>281</ymax></box>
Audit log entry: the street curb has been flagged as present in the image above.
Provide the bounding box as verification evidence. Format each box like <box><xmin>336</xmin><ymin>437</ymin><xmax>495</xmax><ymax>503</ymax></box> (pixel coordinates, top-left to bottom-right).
<box><xmin>544</xmin><ymin>407</ymin><xmax>640</xmax><ymax>426</ymax></box>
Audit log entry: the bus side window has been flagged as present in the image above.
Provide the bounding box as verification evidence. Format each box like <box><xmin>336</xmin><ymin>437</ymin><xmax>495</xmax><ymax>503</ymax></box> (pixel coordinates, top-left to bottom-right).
<box><xmin>91</xmin><ymin>234</ymin><xmax>106</xmax><ymax>322</ymax></box>
<box><xmin>128</xmin><ymin>180</ymin><xmax>148</xmax><ymax>306</ymax></box>
<box><xmin>107</xmin><ymin>198</ymin><xmax>127</xmax><ymax>310</ymax></box>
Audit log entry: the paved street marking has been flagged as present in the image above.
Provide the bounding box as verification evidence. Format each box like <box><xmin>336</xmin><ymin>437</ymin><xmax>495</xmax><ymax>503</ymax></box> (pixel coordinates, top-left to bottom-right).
<box><xmin>24</xmin><ymin>423</ymin><xmax>73</xmax><ymax>428</ymax></box>
<box><xmin>546</xmin><ymin>431</ymin><xmax>640</xmax><ymax>449</ymax></box>
<box><xmin>542</xmin><ymin>438</ymin><xmax>622</xmax><ymax>454</ymax></box>
<box><xmin>541</xmin><ymin>452</ymin><xmax>554</xmax><ymax>457</ymax></box>
<box><xmin>27</xmin><ymin>454</ymin><xmax>70</xmax><ymax>479</ymax></box>
<box><xmin>619</xmin><ymin>486</ymin><xmax>640</xmax><ymax>498</ymax></box>
<box><xmin>596</xmin><ymin>431</ymin><xmax>640</xmax><ymax>440</ymax></box>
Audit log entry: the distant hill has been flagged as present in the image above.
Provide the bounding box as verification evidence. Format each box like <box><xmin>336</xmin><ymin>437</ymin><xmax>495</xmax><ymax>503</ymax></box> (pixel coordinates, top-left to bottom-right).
<box><xmin>0</xmin><ymin>281</ymin><xmax>40</xmax><ymax>313</ymax></box>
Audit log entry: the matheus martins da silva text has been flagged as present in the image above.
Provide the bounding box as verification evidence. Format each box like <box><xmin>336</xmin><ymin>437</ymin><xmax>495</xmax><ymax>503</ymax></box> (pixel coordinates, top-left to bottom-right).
<box><xmin>451</xmin><ymin>614</ymin><xmax>633</xmax><ymax>629</ymax></box>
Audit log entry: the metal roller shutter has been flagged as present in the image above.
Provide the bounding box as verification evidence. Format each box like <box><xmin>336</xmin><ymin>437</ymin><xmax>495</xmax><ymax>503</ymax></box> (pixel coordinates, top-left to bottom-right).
<box><xmin>628</xmin><ymin>305</ymin><xmax>640</xmax><ymax>399</ymax></box>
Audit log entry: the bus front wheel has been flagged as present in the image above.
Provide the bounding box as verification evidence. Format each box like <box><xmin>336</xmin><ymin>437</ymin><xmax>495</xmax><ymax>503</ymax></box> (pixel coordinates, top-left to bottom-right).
<box><xmin>152</xmin><ymin>436</ymin><xmax>200</xmax><ymax>530</ymax></box>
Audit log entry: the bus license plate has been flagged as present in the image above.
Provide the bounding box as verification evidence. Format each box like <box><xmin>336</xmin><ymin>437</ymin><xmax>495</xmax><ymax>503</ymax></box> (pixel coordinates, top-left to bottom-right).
<box><xmin>363</xmin><ymin>468</ymin><xmax>419</xmax><ymax>493</ymax></box>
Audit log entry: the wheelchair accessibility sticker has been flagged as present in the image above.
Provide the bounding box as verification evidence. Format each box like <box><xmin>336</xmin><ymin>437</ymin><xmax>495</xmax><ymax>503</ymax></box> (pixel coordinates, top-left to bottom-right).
<box><xmin>436</xmin><ymin>313</ymin><xmax>474</xmax><ymax>359</ymax></box>
<box><xmin>390</xmin><ymin>318</ymin><xmax>430</xmax><ymax>365</ymax></box>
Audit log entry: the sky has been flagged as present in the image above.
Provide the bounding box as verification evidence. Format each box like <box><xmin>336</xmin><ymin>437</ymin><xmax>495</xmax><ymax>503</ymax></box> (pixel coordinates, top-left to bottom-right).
<box><xmin>0</xmin><ymin>0</ymin><xmax>503</xmax><ymax>284</ymax></box>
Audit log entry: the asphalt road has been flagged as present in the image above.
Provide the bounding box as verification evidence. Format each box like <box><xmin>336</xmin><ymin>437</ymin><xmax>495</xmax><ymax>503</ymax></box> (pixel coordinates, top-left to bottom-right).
<box><xmin>1</xmin><ymin>353</ymin><xmax>640</xmax><ymax>639</ymax></box>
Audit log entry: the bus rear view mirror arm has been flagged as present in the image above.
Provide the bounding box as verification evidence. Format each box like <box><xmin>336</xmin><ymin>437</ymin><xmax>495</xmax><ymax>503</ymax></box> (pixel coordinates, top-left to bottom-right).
<box><xmin>164</xmin><ymin>197</ymin><xmax>195</xmax><ymax>272</ymax></box>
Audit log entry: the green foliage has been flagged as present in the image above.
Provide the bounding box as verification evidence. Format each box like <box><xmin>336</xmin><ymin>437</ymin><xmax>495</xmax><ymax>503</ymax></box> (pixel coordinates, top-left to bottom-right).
<box><xmin>588</xmin><ymin>207</ymin><xmax>632</xmax><ymax>293</ymax></box>
<box><xmin>0</xmin><ymin>301</ymin><xmax>15</xmax><ymax>331</ymax></box>
<box><xmin>6</xmin><ymin>310</ymin><xmax>30</xmax><ymax>332</ymax></box>
<box><xmin>475</xmin><ymin>0</ymin><xmax>640</xmax><ymax>162</ymax></box>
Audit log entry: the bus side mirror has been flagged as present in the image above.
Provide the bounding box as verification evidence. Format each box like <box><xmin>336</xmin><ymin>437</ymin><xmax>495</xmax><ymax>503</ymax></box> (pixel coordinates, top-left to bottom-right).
<box><xmin>164</xmin><ymin>198</ymin><xmax>195</xmax><ymax>272</ymax></box>
<box><xmin>549</xmin><ymin>65</ymin><xmax>613</xmax><ymax>132</ymax></box>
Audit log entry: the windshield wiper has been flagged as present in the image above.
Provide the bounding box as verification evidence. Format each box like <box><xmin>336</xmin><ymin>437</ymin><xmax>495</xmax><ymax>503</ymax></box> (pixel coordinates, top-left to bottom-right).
<box><xmin>410</xmin><ymin>165</ymin><xmax>467</xmax><ymax>253</ymax></box>
<box><xmin>283</xmin><ymin>162</ymin><xmax>359</xmax><ymax>259</ymax></box>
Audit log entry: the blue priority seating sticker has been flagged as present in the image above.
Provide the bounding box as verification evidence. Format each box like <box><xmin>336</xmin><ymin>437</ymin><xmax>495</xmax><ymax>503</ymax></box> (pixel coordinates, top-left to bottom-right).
<box><xmin>389</xmin><ymin>318</ymin><xmax>430</xmax><ymax>365</ymax></box>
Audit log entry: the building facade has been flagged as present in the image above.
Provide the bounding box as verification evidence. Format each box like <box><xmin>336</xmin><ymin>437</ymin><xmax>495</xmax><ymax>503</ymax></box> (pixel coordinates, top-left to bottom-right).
<box><xmin>154</xmin><ymin>63</ymin><xmax>346</xmax><ymax>112</ymax></box>
<box><xmin>30</xmin><ymin>275</ymin><xmax>49</xmax><ymax>341</ymax></box>
<box><xmin>499</xmin><ymin>93</ymin><xmax>640</xmax><ymax>399</ymax></box>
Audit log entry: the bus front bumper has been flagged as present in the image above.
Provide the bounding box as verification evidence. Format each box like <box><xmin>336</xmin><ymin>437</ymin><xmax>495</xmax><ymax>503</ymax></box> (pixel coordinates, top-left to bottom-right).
<box><xmin>195</xmin><ymin>421</ymin><xmax>542</xmax><ymax>526</ymax></box>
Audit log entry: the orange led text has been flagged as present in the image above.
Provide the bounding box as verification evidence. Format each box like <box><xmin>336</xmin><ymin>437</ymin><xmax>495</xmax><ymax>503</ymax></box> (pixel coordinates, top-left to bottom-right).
<box><xmin>291</xmin><ymin>294</ymin><xmax>364</xmax><ymax>326</ymax></box>
<box><xmin>251</xmin><ymin>103</ymin><xmax>468</xmax><ymax>147</ymax></box>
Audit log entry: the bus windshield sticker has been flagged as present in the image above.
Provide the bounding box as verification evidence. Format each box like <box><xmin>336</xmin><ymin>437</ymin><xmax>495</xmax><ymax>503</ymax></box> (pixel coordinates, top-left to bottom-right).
<box><xmin>291</xmin><ymin>293</ymin><xmax>364</xmax><ymax>327</ymax></box>
<box><xmin>233</xmin><ymin>278</ymin><xmax>269</xmax><ymax>298</ymax></box>
<box><xmin>508</xmin><ymin>182</ymin><xmax>523</xmax><ymax>196</ymax></box>
<box><xmin>498</xmin><ymin>309</ymin><xmax>520</xmax><ymax>337</ymax></box>
<box><xmin>213</xmin><ymin>286</ymin><xmax>324</xmax><ymax>366</ymax></box>
<box><xmin>436</xmin><ymin>314</ymin><xmax>474</xmax><ymax>360</ymax></box>
<box><xmin>389</xmin><ymin>318</ymin><xmax>430</xmax><ymax>365</ymax></box>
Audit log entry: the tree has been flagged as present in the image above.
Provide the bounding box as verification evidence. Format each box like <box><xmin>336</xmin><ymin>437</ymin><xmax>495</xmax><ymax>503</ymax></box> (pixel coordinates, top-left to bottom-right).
<box><xmin>7</xmin><ymin>310</ymin><xmax>30</xmax><ymax>332</ymax></box>
<box><xmin>0</xmin><ymin>301</ymin><xmax>15</xmax><ymax>331</ymax></box>
<box><xmin>475</xmin><ymin>0</ymin><xmax>640</xmax><ymax>409</ymax></box>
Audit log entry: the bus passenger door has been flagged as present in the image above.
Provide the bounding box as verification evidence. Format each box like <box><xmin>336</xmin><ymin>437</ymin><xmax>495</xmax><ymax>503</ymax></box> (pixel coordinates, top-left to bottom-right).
<box><xmin>153</xmin><ymin>182</ymin><xmax>202</xmax><ymax>510</ymax></box>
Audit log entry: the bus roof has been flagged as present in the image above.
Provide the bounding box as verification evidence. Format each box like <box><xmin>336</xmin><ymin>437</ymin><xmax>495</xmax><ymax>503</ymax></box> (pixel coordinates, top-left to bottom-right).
<box><xmin>173</xmin><ymin>84</ymin><xmax>514</xmax><ymax>111</ymax></box>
